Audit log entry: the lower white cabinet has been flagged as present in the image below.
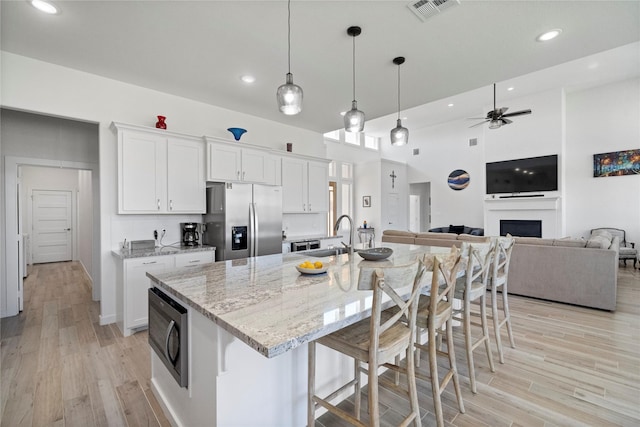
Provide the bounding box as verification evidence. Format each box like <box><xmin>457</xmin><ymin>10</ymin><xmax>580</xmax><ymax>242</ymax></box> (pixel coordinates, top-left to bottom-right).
<box><xmin>175</xmin><ymin>251</ymin><xmax>215</xmax><ymax>268</ymax></box>
<box><xmin>115</xmin><ymin>250</ymin><xmax>215</xmax><ymax>337</ymax></box>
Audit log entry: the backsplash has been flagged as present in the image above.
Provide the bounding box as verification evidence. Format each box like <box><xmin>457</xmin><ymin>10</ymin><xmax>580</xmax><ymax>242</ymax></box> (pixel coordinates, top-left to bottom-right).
<box><xmin>283</xmin><ymin>213</ymin><xmax>328</xmax><ymax>239</ymax></box>
<box><xmin>111</xmin><ymin>214</ymin><xmax>203</xmax><ymax>249</ymax></box>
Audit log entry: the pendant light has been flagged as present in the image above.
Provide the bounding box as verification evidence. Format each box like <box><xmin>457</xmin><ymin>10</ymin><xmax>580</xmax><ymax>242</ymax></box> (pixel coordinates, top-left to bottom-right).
<box><xmin>276</xmin><ymin>0</ymin><xmax>303</xmax><ymax>115</ymax></box>
<box><xmin>390</xmin><ymin>56</ymin><xmax>409</xmax><ymax>146</ymax></box>
<box><xmin>344</xmin><ymin>26</ymin><xmax>365</xmax><ymax>132</ymax></box>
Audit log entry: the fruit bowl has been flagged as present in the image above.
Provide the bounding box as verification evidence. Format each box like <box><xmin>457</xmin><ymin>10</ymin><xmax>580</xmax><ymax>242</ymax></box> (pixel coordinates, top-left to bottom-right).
<box><xmin>296</xmin><ymin>265</ymin><xmax>329</xmax><ymax>275</ymax></box>
<box><xmin>357</xmin><ymin>247</ymin><xmax>393</xmax><ymax>261</ymax></box>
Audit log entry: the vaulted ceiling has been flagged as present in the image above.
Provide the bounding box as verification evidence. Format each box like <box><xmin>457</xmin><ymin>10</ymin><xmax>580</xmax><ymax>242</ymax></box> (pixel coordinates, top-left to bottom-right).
<box><xmin>2</xmin><ymin>1</ymin><xmax>639</xmax><ymax>137</ymax></box>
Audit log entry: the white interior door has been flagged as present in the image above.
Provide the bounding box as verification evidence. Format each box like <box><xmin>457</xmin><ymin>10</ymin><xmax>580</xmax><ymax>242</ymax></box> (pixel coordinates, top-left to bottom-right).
<box><xmin>409</xmin><ymin>195</ymin><xmax>421</xmax><ymax>232</ymax></box>
<box><xmin>32</xmin><ymin>189</ymin><xmax>73</xmax><ymax>263</ymax></box>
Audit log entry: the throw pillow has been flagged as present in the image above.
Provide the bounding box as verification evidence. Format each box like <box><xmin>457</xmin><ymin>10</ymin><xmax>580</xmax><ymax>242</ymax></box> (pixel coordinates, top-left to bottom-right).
<box><xmin>586</xmin><ymin>235</ymin><xmax>610</xmax><ymax>249</ymax></box>
<box><xmin>448</xmin><ymin>224</ymin><xmax>465</xmax><ymax>234</ymax></box>
<box><xmin>591</xmin><ymin>229</ymin><xmax>613</xmax><ymax>241</ymax></box>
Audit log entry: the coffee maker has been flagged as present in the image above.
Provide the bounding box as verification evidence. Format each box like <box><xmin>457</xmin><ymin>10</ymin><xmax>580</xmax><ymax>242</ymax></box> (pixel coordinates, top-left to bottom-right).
<box><xmin>181</xmin><ymin>223</ymin><xmax>201</xmax><ymax>246</ymax></box>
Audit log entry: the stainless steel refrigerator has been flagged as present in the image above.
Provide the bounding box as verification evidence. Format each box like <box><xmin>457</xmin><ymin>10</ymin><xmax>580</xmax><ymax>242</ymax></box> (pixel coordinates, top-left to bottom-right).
<box><xmin>202</xmin><ymin>183</ymin><xmax>283</xmax><ymax>261</ymax></box>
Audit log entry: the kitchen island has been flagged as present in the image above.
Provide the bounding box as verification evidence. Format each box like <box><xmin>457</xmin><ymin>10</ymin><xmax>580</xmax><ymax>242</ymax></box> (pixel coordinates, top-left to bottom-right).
<box><xmin>147</xmin><ymin>242</ymin><xmax>453</xmax><ymax>426</ymax></box>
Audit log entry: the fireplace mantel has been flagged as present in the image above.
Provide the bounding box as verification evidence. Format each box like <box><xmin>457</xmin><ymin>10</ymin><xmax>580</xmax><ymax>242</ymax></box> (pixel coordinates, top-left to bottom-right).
<box><xmin>484</xmin><ymin>196</ymin><xmax>562</xmax><ymax>238</ymax></box>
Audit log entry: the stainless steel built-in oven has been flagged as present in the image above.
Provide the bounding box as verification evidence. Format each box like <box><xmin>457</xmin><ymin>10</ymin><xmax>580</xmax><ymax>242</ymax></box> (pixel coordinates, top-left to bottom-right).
<box><xmin>291</xmin><ymin>240</ymin><xmax>321</xmax><ymax>252</ymax></box>
<box><xmin>148</xmin><ymin>287</ymin><xmax>188</xmax><ymax>388</ymax></box>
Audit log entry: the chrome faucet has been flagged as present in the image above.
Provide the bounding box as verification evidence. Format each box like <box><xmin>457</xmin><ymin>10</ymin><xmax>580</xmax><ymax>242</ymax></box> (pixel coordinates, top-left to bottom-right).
<box><xmin>334</xmin><ymin>214</ymin><xmax>354</xmax><ymax>255</ymax></box>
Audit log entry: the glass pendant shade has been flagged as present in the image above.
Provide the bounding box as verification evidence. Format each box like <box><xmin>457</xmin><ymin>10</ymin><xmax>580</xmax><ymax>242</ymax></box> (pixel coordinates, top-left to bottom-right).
<box><xmin>489</xmin><ymin>119</ymin><xmax>502</xmax><ymax>129</ymax></box>
<box><xmin>344</xmin><ymin>100</ymin><xmax>365</xmax><ymax>132</ymax></box>
<box><xmin>390</xmin><ymin>56</ymin><xmax>408</xmax><ymax>146</ymax></box>
<box><xmin>277</xmin><ymin>73</ymin><xmax>303</xmax><ymax>115</ymax></box>
<box><xmin>390</xmin><ymin>119</ymin><xmax>409</xmax><ymax>146</ymax></box>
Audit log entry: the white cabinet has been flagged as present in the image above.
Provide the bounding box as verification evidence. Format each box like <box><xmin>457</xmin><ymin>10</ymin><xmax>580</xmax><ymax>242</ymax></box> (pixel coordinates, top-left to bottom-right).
<box><xmin>207</xmin><ymin>140</ymin><xmax>274</xmax><ymax>184</ymax></box>
<box><xmin>114</xmin><ymin>123</ymin><xmax>206</xmax><ymax>214</ymax></box>
<box><xmin>175</xmin><ymin>251</ymin><xmax>215</xmax><ymax>268</ymax></box>
<box><xmin>118</xmin><ymin>255</ymin><xmax>175</xmax><ymax>336</ymax></box>
<box><xmin>115</xmin><ymin>250</ymin><xmax>215</xmax><ymax>337</ymax></box>
<box><xmin>282</xmin><ymin>157</ymin><xmax>329</xmax><ymax>213</ymax></box>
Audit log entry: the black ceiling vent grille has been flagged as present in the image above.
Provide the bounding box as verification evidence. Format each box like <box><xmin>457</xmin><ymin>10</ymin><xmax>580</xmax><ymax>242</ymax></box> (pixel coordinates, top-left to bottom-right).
<box><xmin>407</xmin><ymin>0</ymin><xmax>460</xmax><ymax>22</ymax></box>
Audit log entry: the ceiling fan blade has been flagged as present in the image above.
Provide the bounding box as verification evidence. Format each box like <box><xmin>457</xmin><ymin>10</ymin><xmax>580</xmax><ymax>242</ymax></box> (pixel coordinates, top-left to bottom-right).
<box><xmin>502</xmin><ymin>118</ymin><xmax>513</xmax><ymax>124</ymax></box>
<box><xmin>469</xmin><ymin>120</ymin><xmax>489</xmax><ymax>128</ymax></box>
<box><xmin>467</xmin><ymin>117</ymin><xmax>488</xmax><ymax>120</ymax></box>
<box><xmin>502</xmin><ymin>109</ymin><xmax>532</xmax><ymax>118</ymax></box>
<box><xmin>497</xmin><ymin>107</ymin><xmax>509</xmax><ymax>115</ymax></box>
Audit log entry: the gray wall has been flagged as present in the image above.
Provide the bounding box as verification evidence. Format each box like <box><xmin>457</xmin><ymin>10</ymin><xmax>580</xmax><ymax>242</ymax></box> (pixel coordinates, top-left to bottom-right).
<box><xmin>1</xmin><ymin>108</ymin><xmax>100</xmax><ymax>316</ymax></box>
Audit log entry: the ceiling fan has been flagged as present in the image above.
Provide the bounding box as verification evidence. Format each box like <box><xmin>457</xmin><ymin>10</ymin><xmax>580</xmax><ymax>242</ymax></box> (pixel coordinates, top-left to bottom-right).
<box><xmin>469</xmin><ymin>83</ymin><xmax>532</xmax><ymax>129</ymax></box>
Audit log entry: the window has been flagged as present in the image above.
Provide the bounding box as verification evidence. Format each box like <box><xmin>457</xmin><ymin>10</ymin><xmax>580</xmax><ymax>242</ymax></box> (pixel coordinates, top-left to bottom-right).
<box><xmin>328</xmin><ymin>161</ymin><xmax>337</xmax><ymax>178</ymax></box>
<box><xmin>364</xmin><ymin>134</ymin><xmax>379</xmax><ymax>150</ymax></box>
<box><xmin>324</xmin><ymin>130</ymin><xmax>340</xmax><ymax>141</ymax></box>
<box><xmin>344</xmin><ymin>131</ymin><xmax>360</xmax><ymax>146</ymax></box>
<box><xmin>341</xmin><ymin>162</ymin><xmax>353</xmax><ymax>180</ymax></box>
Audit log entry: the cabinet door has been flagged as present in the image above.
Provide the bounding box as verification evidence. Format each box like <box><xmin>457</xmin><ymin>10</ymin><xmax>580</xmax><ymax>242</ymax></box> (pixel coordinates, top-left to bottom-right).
<box><xmin>168</xmin><ymin>138</ymin><xmax>205</xmax><ymax>213</ymax></box>
<box><xmin>265</xmin><ymin>154</ymin><xmax>282</xmax><ymax>186</ymax></box>
<box><xmin>307</xmin><ymin>161</ymin><xmax>329</xmax><ymax>212</ymax></box>
<box><xmin>119</xmin><ymin>132</ymin><xmax>164</xmax><ymax>213</ymax></box>
<box><xmin>282</xmin><ymin>158</ymin><xmax>307</xmax><ymax>213</ymax></box>
<box><xmin>240</xmin><ymin>148</ymin><xmax>267</xmax><ymax>183</ymax></box>
<box><xmin>175</xmin><ymin>251</ymin><xmax>215</xmax><ymax>268</ymax></box>
<box><xmin>208</xmin><ymin>143</ymin><xmax>241</xmax><ymax>181</ymax></box>
<box><xmin>124</xmin><ymin>255</ymin><xmax>175</xmax><ymax>330</ymax></box>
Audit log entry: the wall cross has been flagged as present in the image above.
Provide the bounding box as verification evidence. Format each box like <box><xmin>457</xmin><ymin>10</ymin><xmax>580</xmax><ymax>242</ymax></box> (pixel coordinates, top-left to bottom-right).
<box><xmin>390</xmin><ymin>170</ymin><xmax>397</xmax><ymax>189</ymax></box>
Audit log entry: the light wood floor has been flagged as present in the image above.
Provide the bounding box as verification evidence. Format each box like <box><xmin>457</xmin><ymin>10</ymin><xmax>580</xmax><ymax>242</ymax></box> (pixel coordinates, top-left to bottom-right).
<box><xmin>2</xmin><ymin>262</ymin><xmax>639</xmax><ymax>426</ymax></box>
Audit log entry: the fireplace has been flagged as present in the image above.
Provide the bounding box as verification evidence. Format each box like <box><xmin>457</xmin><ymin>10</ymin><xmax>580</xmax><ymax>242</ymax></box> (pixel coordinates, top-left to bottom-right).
<box><xmin>500</xmin><ymin>220</ymin><xmax>542</xmax><ymax>237</ymax></box>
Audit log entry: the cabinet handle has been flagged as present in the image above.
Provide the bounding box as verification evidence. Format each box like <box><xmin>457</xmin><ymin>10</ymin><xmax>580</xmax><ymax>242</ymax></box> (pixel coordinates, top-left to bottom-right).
<box><xmin>143</xmin><ymin>261</ymin><xmax>157</xmax><ymax>265</ymax></box>
<box><xmin>303</xmin><ymin>203</ymin><xmax>306</xmax><ymax>211</ymax></box>
<box><xmin>169</xmin><ymin>200</ymin><xmax>173</xmax><ymax>211</ymax></box>
<box><xmin>157</xmin><ymin>199</ymin><xmax>160</xmax><ymax>210</ymax></box>
<box><xmin>308</xmin><ymin>203</ymin><xmax>311</xmax><ymax>211</ymax></box>
<box><xmin>242</xmin><ymin>171</ymin><xmax>246</xmax><ymax>180</ymax></box>
<box><xmin>237</xmin><ymin>171</ymin><xmax>240</xmax><ymax>179</ymax></box>
<box><xmin>188</xmin><ymin>260</ymin><xmax>200</xmax><ymax>263</ymax></box>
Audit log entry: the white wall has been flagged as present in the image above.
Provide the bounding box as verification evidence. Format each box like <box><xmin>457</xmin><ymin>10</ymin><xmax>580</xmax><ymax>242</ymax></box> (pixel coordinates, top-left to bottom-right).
<box><xmin>78</xmin><ymin>170</ymin><xmax>93</xmax><ymax>278</ymax></box>
<box><xmin>378</xmin><ymin>82</ymin><xmax>640</xmax><ymax>243</ymax></box>
<box><xmin>565</xmin><ymin>77</ymin><xmax>640</xmax><ymax>242</ymax></box>
<box><xmin>1</xmin><ymin>52</ymin><xmax>325</xmax><ymax>323</ymax></box>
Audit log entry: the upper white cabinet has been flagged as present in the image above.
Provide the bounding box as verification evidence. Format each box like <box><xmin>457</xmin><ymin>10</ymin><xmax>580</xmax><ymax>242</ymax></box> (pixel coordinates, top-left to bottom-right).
<box><xmin>207</xmin><ymin>138</ymin><xmax>279</xmax><ymax>185</ymax></box>
<box><xmin>114</xmin><ymin>123</ymin><xmax>205</xmax><ymax>214</ymax></box>
<box><xmin>282</xmin><ymin>157</ymin><xmax>329</xmax><ymax>213</ymax></box>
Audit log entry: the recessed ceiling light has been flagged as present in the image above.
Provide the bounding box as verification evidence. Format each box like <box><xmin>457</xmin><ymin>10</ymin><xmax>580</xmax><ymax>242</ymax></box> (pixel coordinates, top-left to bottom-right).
<box><xmin>536</xmin><ymin>29</ymin><xmax>562</xmax><ymax>42</ymax></box>
<box><xmin>507</xmin><ymin>87</ymin><xmax>515</xmax><ymax>91</ymax></box>
<box><xmin>401</xmin><ymin>116</ymin><xmax>408</xmax><ymax>121</ymax></box>
<box><xmin>340</xmin><ymin>111</ymin><xmax>347</xmax><ymax>116</ymax></box>
<box><xmin>447</xmin><ymin>103</ymin><xmax>454</xmax><ymax>107</ymax></box>
<box><xmin>240</xmin><ymin>75</ymin><xmax>255</xmax><ymax>84</ymax></box>
<box><xmin>30</xmin><ymin>0</ymin><xmax>59</xmax><ymax>14</ymax></box>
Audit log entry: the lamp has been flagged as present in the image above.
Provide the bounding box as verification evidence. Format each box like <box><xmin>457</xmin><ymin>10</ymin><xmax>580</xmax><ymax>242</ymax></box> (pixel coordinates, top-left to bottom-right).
<box><xmin>344</xmin><ymin>26</ymin><xmax>365</xmax><ymax>132</ymax></box>
<box><xmin>276</xmin><ymin>0</ymin><xmax>303</xmax><ymax>115</ymax></box>
<box><xmin>390</xmin><ymin>56</ymin><xmax>409</xmax><ymax>146</ymax></box>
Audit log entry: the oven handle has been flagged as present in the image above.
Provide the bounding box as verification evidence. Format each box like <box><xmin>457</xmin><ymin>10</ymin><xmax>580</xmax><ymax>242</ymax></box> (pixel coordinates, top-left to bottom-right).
<box><xmin>164</xmin><ymin>320</ymin><xmax>179</xmax><ymax>366</ymax></box>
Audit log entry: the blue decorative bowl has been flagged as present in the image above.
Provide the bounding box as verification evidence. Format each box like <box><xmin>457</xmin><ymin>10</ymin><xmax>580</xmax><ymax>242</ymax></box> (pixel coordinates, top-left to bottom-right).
<box><xmin>227</xmin><ymin>127</ymin><xmax>247</xmax><ymax>141</ymax></box>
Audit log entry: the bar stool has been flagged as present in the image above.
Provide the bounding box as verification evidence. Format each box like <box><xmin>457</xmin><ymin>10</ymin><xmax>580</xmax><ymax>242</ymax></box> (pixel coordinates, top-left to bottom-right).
<box><xmin>412</xmin><ymin>248</ymin><xmax>465</xmax><ymax>427</ymax></box>
<box><xmin>308</xmin><ymin>259</ymin><xmax>426</xmax><ymax>427</ymax></box>
<box><xmin>453</xmin><ymin>242</ymin><xmax>496</xmax><ymax>394</ymax></box>
<box><xmin>489</xmin><ymin>236</ymin><xmax>516</xmax><ymax>364</ymax></box>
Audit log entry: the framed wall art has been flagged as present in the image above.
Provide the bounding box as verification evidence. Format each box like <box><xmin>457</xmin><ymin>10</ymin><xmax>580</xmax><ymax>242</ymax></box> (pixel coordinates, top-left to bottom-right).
<box><xmin>593</xmin><ymin>149</ymin><xmax>640</xmax><ymax>177</ymax></box>
<box><xmin>362</xmin><ymin>196</ymin><xmax>371</xmax><ymax>207</ymax></box>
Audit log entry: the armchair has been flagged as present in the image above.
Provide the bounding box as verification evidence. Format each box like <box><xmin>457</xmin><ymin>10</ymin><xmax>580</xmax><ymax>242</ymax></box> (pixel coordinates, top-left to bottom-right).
<box><xmin>590</xmin><ymin>227</ymin><xmax>636</xmax><ymax>268</ymax></box>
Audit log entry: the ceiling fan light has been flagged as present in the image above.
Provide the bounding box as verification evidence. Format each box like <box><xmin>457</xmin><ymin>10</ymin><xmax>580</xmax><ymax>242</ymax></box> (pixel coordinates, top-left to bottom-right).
<box><xmin>344</xmin><ymin>101</ymin><xmax>365</xmax><ymax>132</ymax></box>
<box><xmin>390</xmin><ymin>119</ymin><xmax>409</xmax><ymax>146</ymax></box>
<box><xmin>489</xmin><ymin>119</ymin><xmax>502</xmax><ymax>129</ymax></box>
<box><xmin>277</xmin><ymin>73</ymin><xmax>303</xmax><ymax>115</ymax></box>
<box><xmin>536</xmin><ymin>29</ymin><xmax>562</xmax><ymax>42</ymax></box>
<box><xmin>31</xmin><ymin>0</ymin><xmax>58</xmax><ymax>14</ymax></box>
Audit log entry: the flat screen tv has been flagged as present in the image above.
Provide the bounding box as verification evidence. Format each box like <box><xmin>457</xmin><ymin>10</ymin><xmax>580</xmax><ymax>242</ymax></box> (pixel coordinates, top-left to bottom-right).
<box><xmin>486</xmin><ymin>154</ymin><xmax>558</xmax><ymax>195</ymax></box>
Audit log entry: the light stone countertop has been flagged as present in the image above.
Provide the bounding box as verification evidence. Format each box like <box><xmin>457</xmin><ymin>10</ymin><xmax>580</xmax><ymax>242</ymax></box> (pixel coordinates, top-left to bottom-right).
<box><xmin>147</xmin><ymin>242</ymin><xmax>453</xmax><ymax>358</ymax></box>
<box><xmin>111</xmin><ymin>244</ymin><xmax>216</xmax><ymax>260</ymax></box>
<box><xmin>283</xmin><ymin>234</ymin><xmax>344</xmax><ymax>244</ymax></box>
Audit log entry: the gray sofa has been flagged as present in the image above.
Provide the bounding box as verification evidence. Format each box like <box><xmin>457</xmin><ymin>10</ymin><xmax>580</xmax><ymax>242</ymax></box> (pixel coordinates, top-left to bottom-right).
<box><xmin>381</xmin><ymin>230</ymin><xmax>618</xmax><ymax>311</ymax></box>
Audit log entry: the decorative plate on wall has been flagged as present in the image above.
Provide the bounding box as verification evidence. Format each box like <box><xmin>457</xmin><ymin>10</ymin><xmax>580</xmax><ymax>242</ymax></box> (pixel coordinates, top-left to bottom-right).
<box><xmin>448</xmin><ymin>169</ymin><xmax>470</xmax><ymax>190</ymax></box>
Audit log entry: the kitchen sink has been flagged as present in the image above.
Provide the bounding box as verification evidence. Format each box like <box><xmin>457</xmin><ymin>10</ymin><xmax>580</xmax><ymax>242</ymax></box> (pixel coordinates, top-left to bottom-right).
<box><xmin>306</xmin><ymin>248</ymin><xmax>349</xmax><ymax>257</ymax></box>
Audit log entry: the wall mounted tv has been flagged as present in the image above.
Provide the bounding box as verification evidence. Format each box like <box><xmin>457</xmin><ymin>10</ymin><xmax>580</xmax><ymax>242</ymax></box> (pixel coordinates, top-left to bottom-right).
<box><xmin>486</xmin><ymin>154</ymin><xmax>558</xmax><ymax>195</ymax></box>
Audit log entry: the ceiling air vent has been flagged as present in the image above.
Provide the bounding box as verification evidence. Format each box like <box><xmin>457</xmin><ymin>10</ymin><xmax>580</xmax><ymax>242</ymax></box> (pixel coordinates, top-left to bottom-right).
<box><xmin>407</xmin><ymin>0</ymin><xmax>460</xmax><ymax>22</ymax></box>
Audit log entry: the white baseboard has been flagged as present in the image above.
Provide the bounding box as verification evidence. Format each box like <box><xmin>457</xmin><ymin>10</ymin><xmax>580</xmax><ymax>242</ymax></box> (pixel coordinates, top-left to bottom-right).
<box><xmin>99</xmin><ymin>313</ymin><xmax>115</xmax><ymax>325</ymax></box>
